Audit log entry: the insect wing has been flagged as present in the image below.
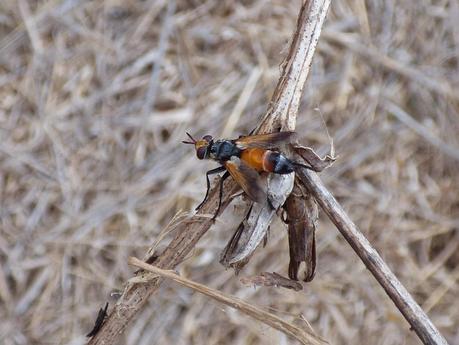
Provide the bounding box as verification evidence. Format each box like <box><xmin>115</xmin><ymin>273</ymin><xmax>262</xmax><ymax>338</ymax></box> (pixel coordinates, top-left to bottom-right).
<box><xmin>224</xmin><ymin>157</ymin><xmax>266</xmax><ymax>204</ymax></box>
<box><xmin>235</xmin><ymin>131</ymin><xmax>295</xmax><ymax>149</ymax></box>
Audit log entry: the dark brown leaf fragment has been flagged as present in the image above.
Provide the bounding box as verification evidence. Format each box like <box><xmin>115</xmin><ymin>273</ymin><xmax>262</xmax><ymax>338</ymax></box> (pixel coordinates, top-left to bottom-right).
<box><xmin>283</xmin><ymin>182</ymin><xmax>318</xmax><ymax>282</ymax></box>
<box><xmin>86</xmin><ymin>302</ymin><xmax>109</xmax><ymax>338</ymax></box>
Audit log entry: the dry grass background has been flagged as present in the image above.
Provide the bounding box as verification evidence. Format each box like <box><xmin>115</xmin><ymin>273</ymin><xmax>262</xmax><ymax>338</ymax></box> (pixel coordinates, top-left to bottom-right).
<box><xmin>0</xmin><ymin>0</ymin><xmax>458</xmax><ymax>344</ymax></box>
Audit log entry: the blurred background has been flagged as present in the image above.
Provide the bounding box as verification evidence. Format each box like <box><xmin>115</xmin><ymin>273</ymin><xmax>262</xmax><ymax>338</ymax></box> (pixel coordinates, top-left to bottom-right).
<box><xmin>1</xmin><ymin>0</ymin><xmax>458</xmax><ymax>344</ymax></box>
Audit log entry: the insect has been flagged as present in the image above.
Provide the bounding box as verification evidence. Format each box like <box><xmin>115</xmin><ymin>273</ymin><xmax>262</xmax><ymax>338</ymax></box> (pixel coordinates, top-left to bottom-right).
<box><xmin>183</xmin><ymin>131</ymin><xmax>311</xmax><ymax>219</ymax></box>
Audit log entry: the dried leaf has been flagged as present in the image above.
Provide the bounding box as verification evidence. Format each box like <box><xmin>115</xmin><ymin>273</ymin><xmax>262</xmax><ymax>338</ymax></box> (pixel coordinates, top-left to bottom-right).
<box><xmin>220</xmin><ymin>174</ymin><xmax>294</xmax><ymax>270</ymax></box>
<box><xmin>283</xmin><ymin>182</ymin><xmax>318</xmax><ymax>282</ymax></box>
<box><xmin>292</xmin><ymin>144</ymin><xmax>336</xmax><ymax>172</ymax></box>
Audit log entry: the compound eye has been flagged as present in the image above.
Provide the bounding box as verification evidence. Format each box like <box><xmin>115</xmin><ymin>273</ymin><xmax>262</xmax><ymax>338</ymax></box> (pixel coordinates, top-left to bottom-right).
<box><xmin>196</xmin><ymin>146</ymin><xmax>207</xmax><ymax>160</ymax></box>
<box><xmin>202</xmin><ymin>135</ymin><xmax>213</xmax><ymax>142</ymax></box>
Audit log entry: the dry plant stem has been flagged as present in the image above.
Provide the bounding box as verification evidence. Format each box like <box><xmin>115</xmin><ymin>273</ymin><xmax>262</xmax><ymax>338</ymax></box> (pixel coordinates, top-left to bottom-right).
<box><xmin>296</xmin><ymin>169</ymin><xmax>449</xmax><ymax>345</ymax></box>
<box><xmin>128</xmin><ymin>257</ymin><xmax>327</xmax><ymax>345</ymax></box>
<box><xmin>87</xmin><ymin>183</ymin><xmax>239</xmax><ymax>345</ymax></box>
<box><xmin>225</xmin><ymin>0</ymin><xmax>332</xmax><ymax>267</ymax></box>
<box><xmin>258</xmin><ymin>0</ymin><xmax>332</xmax><ymax>133</ymax></box>
<box><xmin>87</xmin><ymin>1</ymin><xmax>332</xmax><ymax>344</ymax></box>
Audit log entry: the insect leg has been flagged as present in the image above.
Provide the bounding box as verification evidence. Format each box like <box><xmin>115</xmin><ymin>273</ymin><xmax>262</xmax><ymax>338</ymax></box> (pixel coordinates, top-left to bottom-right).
<box><xmin>213</xmin><ymin>171</ymin><xmax>230</xmax><ymax>220</ymax></box>
<box><xmin>196</xmin><ymin>166</ymin><xmax>226</xmax><ymax>211</ymax></box>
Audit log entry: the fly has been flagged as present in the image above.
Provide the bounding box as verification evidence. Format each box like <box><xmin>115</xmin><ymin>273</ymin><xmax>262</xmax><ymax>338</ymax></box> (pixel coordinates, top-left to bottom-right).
<box><xmin>183</xmin><ymin>131</ymin><xmax>311</xmax><ymax>219</ymax></box>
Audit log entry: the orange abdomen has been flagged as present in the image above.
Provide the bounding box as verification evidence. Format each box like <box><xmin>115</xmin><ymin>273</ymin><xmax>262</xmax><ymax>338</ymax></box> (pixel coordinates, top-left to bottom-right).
<box><xmin>240</xmin><ymin>148</ymin><xmax>275</xmax><ymax>172</ymax></box>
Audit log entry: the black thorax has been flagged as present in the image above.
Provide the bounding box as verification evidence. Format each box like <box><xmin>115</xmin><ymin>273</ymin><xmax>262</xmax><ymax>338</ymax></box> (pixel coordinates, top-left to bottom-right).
<box><xmin>210</xmin><ymin>140</ymin><xmax>241</xmax><ymax>162</ymax></box>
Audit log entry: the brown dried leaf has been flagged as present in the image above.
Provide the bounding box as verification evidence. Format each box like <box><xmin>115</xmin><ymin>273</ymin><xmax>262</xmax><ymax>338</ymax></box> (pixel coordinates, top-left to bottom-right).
<box><xmin>283</xmin><ymin>182</ymin><xmax>318</xmax><ymax>282</ymax></box>
<box><xmin>292</xmin><ymin>144</ymin><xmax>336</xmax><ymax>172</ymax></box>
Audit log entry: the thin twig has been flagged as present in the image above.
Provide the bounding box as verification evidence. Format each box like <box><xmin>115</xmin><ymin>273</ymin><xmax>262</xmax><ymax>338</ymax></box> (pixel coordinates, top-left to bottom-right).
<box><xmin>296</xmin><ymin>168</ymin><xmax>449</xmax><ymax>345</ymax></box>
<box><xmin>128</xmin><ymin>257</ymin><xmax>327</xmax><ymax>345</ymax></box>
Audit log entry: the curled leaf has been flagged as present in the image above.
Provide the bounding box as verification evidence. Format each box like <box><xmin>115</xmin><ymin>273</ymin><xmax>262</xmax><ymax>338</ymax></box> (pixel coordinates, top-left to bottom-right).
<box><xmin>292</xmin><ymin>144</ymin><xmax>336</xmax><ymax>172</ymax></box>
